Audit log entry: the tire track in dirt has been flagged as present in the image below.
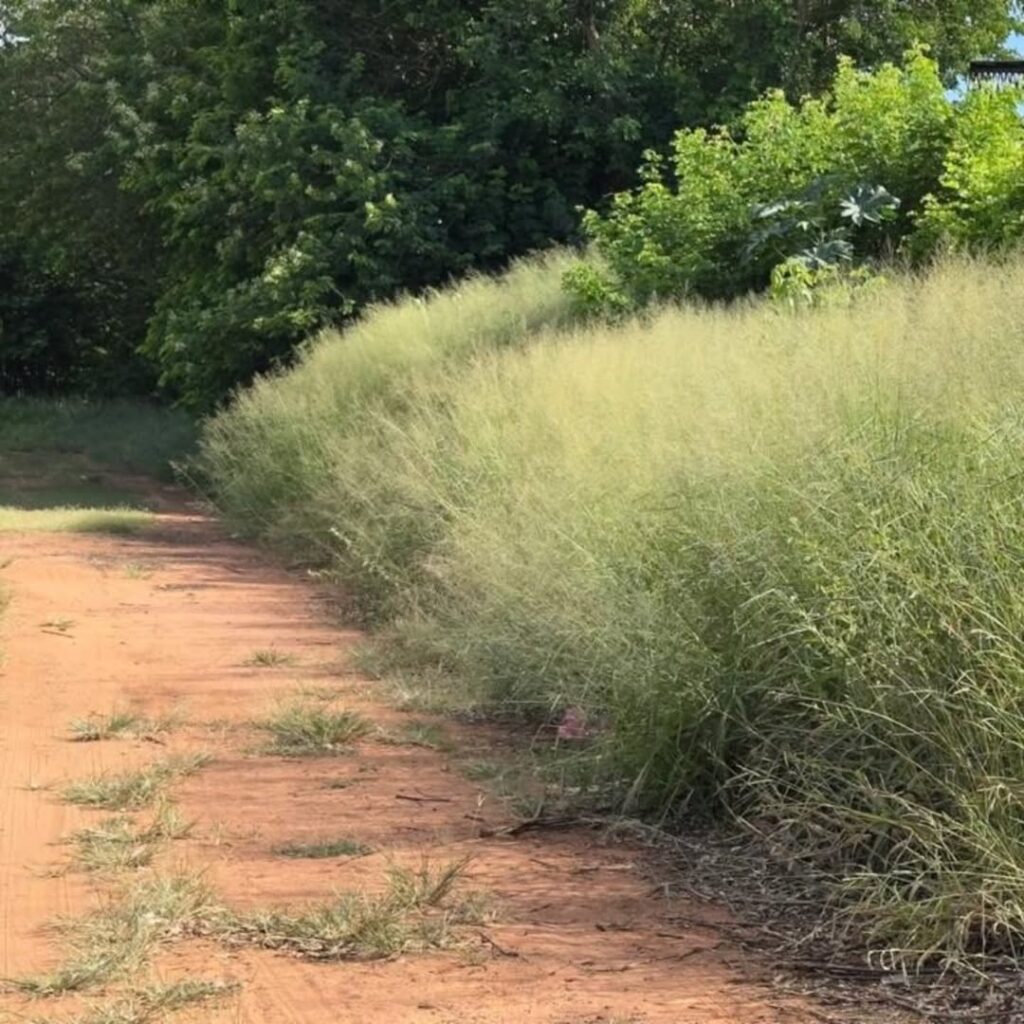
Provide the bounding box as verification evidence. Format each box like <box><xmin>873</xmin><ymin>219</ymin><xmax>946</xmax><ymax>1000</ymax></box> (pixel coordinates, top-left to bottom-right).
<box><xmin>0</xmin><ymin>501</ymin><xmax>849</xmax><ymax>1024</ymax></box>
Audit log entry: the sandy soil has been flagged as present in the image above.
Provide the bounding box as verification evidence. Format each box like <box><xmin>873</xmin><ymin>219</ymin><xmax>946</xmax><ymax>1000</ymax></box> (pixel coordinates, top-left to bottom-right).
<box><xmin>0</xmin><ymin>498</ymin><xmax>852</xmax><ymax>1024</ymax></box>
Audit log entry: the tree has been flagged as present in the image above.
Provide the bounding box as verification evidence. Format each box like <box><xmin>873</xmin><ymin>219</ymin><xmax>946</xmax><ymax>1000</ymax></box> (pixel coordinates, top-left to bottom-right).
<box><xmin>0</xmin><ymin>0</ymin><xmax>1018</xmax><ymax>405</ymax></box>
<box><xmin>0</xmin><ymin>1</ymin><xmax>162</xmax><ymax>394</ymax></box>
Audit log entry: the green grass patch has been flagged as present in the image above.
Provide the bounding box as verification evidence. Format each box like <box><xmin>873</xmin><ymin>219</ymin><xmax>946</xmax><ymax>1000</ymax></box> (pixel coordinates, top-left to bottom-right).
<box><xmin>36</xmin><ymin>979</ymin><xmax>237</xmax><ymax>1024</ymax></box>
<box><xmin>0</xmin><ymin>506</ymin><xmax>153</xmax><ymax>534</ymax></box>
<box><xmin>219</xmin><ymin>857</ymin><xmax>483</xmax><ymax>960</ymax></box>
<box><xmin>69</xmin><ymin>803</ymin><xmax>193</xmax><ymax>872</ymax></box>
<box><xmin>10</xmin><ymin>874</ymin><xmax>214</xmax><ymax>996</ymax></box>
<box><xmin>272</xmin><ymin>838</ymin><xmax>372</xmax><ymax>859</ymax></box>
<box><xmin>383</xmin><ymin>721</ymin><xmax>453</xmax><ymax>752</ymax></box>
<box><xmin>256</xmin><ymin>699</ymin><xmax>371</xmax><ymax>757</ymax></box>
<box><xmin>62</xmin><ymin>754</ymin><xmax>210</xmax><ymax>811</ymax></box>
<box><xmin>68</xmin><ymin>709</ymin><xmax>182</xmax><ymax>743</ymax></box>
<box><xmin>243</xmin><ymin>648</ymin><xmax>298</xmax><ymax>668</ymax></box>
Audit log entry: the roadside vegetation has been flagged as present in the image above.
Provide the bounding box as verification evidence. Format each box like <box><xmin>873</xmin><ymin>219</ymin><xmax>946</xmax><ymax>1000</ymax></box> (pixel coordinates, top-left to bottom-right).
<box><xmin>256</xmin><ymin>699</ymin><xmax>373</xmax><ymax>757</ymax></box>
<box><xmin>6</xmin><ymin>0</ymin><xmax>1024</xmax><ymax>1002</ymax></box>
<box><xmin>200</xmin><ymin>242</ymin><xmax>1024</xmax><ymax>971</ymax></box>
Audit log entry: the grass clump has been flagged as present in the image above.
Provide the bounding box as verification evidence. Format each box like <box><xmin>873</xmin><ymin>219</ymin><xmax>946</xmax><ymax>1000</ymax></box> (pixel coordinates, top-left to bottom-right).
<box><xmin>221</xmin><ymin>857</ymin><xmax>475</xmax><ymax>960</ymax></box>
<box><xmin>243</xmin><ymin>648</ymin><xmax>298</xmax><ymax>667</ymax></box>
<box><xmin>69</xmin><ymin>712</ymin><xmax>144</xmax><ymax>743</ymax></box>
<box><xmin>256</xmin><ymin>699</ymin><xmax>371</xmax><ymax>756</ymax></box>
<box><xmin>272</xmin><ymin>838</ymin><xmax>372</xmax><ymax>859</ymax></box>
<box><xmin>199</xmin><ymin>252</ymin><xmax>1024</xmax><ymax>971</ymax></box>
<box><xmin>69</xmin><ymin>804</ymin><xmax>193</xmax><ymax>872</ymax></box>
<box><xmin>38</xmin><ymin>980</ymin><xmax>236</xmax><ymax>1024</ymax></box>
<box><xmin>0</xmin><ymin>506</ymin><xmax>153</xmax><ymax>534</ymax></box>
<box><xmin>11</xmin><ymin>874</ymin><xmax>214</xmax><ymax>996</ymax></box>
<box><xmin>68</xmin><ymin>710</ymin><xmax>181</xmax><ymax>742</ymax></box>
<box><xmin>383</xmin><ymin>721</ymin><xmax>453</xmax><ymax>752</ymax></box>
<box><xmin>62</xmin><ymin>755</ymin><xmax>209</xmax><ymax>811</ymax></box>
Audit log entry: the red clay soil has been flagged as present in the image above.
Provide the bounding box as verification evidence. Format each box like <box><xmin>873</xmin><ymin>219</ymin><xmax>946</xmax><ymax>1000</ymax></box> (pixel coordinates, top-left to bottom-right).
<box><xmin>0</xmin><ymin>496</ymin><xmax>868</xmax><ymax>1024</ymax></box>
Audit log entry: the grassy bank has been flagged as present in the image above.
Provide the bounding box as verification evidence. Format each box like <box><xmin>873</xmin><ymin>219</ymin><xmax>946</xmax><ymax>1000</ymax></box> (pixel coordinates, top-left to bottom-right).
<box><xmin>199</xmin><ymin>252</ymin><xmax>1024</xmax><ymax>968</ymax></box>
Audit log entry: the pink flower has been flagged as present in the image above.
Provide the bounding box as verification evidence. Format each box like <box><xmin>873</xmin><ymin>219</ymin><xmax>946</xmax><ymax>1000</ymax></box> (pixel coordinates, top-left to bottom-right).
<box><xmin>556</xmin><ymin>706</ymin><xmax>588</xmax><ymax>741</ymax></box>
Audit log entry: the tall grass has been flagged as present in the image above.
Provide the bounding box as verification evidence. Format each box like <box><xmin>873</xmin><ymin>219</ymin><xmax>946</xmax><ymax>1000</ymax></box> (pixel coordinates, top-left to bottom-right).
<box><xmin>198</xmin><ymin>250</ymin><xmax>577</xmax><ymax>616</ymax></box>
<box><xmin>199</xmin><ymin>253</ymin><xmax>1024</xmax><ymax>968</ymax></box>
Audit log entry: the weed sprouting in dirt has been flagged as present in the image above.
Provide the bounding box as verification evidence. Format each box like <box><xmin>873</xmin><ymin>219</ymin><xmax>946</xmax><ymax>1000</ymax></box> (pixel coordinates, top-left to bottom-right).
<box><xmin>386</xmin><ymin>857</ymin><xmax>470</xmax><ymax>910</ymax></box>
<box><xmin>382</xmin><ymin>721</ymin><xmax>453</xmax><ymax>752</ymax></box>
<box><xmin>35</xmin><ymin>979</ymin><xmax>237</xmax><ymax>1024</ymax></box>
<box><xmin>69</xmin><ymin>711</ymin><xmax>144</xmax><ymax>742</ymax></box>
<box><xmin>62</xmin><ymin>754</ymin><xmax>210</xmax><ymax>811</ymax></box>
<box><xmin>295</xmin><ymin>683</ymin><xmax>344</xmax><ymax>702</ymax></box>
<box><xmin>244</xmin><ymin>648</ymin><xmax>298</xmax><ymax>668</ymax></box>
<box><xmin>10</xmin><ymin>874</ymin><xmax>215</xmax><ymax>996</ymax></box>
<box><xmin>272</xmin><ymin>838</ymin><xmax>372</xmax><ymax>859</ymax></box>
<box><xmin>122</xmin><ymin>562</ymin><xmax>155</xmax><ymax>580</ymax></box>
<box><xmin>321</xmin><ymin>777</ymin><xmax>362</xmax><ymax>790</ymax></box>
<box><xmin>68</xmin><ymin>709</ymin><xmax>183</xmax><ymax>742</ymax></box>
<box><xmin>69</xmin><ymin>803</ymin><xmax>193</xmax><ymax>872</ymax></box>
<box><xmin>256</xmin><ymin>699</ymin><xmax>371</xmax><ymax>756</ymax></box>
<box><xmin>217</xmin><ymin>857</ymin><xmax>482</xmax><ymax>960</ymax></box>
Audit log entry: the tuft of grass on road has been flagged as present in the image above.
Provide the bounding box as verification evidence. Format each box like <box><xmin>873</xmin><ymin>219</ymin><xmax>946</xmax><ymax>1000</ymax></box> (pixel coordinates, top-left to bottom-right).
<box><xmin>382</xmin><ymin>721</ymin><xmax>453</xmax><ymax>752</ymax></box>
<box><xmin>10</xmin><ymin>874</ymin><xmax>214</xmax><ymax>996</ymax></box>
<box><xmin>219</xmin><ymin>857</ymin><xmax>478</xmax><ymax>960</ymax></box>
<box><xmin>0</xmin><ymin>506</ymin><xmax>153</xmax><ymax>534</ymax></box>
<box><xmin>256</xmin><ymin>699</ymin><xmax>371</xmax><ymax>757</ymax></box>
<box><xmin>69</xmin><ymin>709</ymin><xmax>182</xmax><ymax>743</ymax></box>
<box><xmin>69</xmin><ymin>803</ymin><xmax>193</xmax><ymax>872</ymax></box>
<box><xmin>35</xmin><ymin>979</ymin><xmax>237</xmax><ymax>1024</ymax></box>
<box><xmin>272</xmin><ymin>838</ymin><xmax>372</xmax><ymax>860</ymax></box>
<box><xmin>62</xmin><ymin>755</ymin><xmax>210</xmax><ymax>811</ymax></box>
<box><xmin>243</xmin><ymin>648</ymin><xmax>298</xmax><ymax>668</ymax></box>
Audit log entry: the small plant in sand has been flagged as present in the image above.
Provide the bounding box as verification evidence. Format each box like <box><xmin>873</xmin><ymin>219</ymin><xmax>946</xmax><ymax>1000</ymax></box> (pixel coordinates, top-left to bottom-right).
<box><xmin>256</xmin><ymin>699</ymin><xmax>371</xmax><ymax>756</ymax></box>
<box><xmin>68</xmin><ymin>709</ymin><xmax>182</xmax><ymax>743</ymax></box>
<box><xmin>69</xmin><ymin>711</ymin><xmax>145</xmax><ymax>742</ymax></box>
<box><xmin>35</xmin><ymin>979</ymin><xmax>237</xmax><ymax>1024</ymax></box>
<box><xmin>218</xmin><ymin>856</ymin><xmax>487</xmax><ymax>960</ymax></box>
<box><xmin>11</xmin><ymin>874</ymin><xmax>216</xmax><ymax>996</ymax></box>
<box><xmin>243</xmin><ymin>648</ymin><xmax>298</xmax><ymax>668</ymax></box>
<box><xmin>272</xmin><ymin>838</ymin><xmax>372</xmax><ymax>860</ymax></box>
<box><xmin>69</xmin><ymin>803</ymin><xmax>193</xmax><ymax>872</ymax></box>
<box><xmin>122</xmin><ymin>561</ymin><xmax>155</xmax><ymax>580</ymax></box>
<box><xmin>382</xmin><ymin>720</ymin><xmax>453</xmax><ymax>752</ymax></box>
<box><xmin>62</xmin><ymin>754</ymin><xmax>210</xmax><ymax>811</ymax></box>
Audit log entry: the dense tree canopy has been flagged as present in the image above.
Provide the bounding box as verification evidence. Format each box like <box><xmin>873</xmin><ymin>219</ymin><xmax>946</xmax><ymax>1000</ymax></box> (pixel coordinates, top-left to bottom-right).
<box><xmin>0</xmin><ymin>0</ymin><xmax>1018</xmax><ymax>405</ymax></box>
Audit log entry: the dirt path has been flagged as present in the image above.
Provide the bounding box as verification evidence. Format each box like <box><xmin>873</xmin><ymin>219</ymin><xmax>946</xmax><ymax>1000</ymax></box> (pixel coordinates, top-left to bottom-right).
<box><xmin>0</xmin><ymin>496</ymin><xmax>840</xmax><ymax>1024</ymax></box>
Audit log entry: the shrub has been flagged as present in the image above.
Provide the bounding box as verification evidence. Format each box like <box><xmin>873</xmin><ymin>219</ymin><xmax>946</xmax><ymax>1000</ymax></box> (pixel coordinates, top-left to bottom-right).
<box><xmin>569</xmin><ymin>51</ymin><xmax>953</xmax><ymax>311</ymax></box>
<box><xmin>914</xmin><ymin>83</ymin><xmax>1024</xmax><ymax>252</ymax></box>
